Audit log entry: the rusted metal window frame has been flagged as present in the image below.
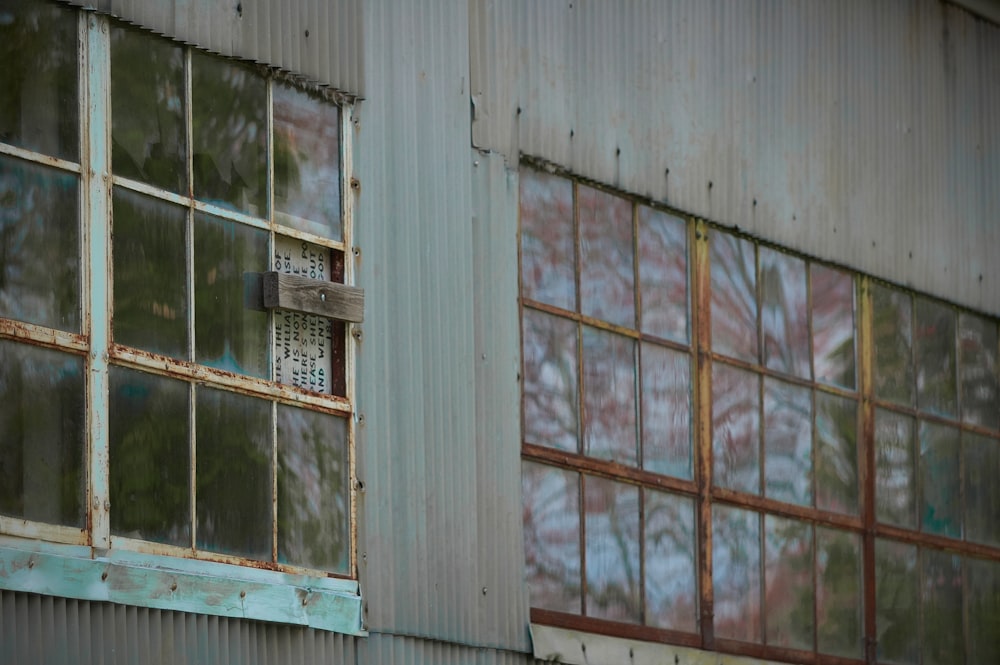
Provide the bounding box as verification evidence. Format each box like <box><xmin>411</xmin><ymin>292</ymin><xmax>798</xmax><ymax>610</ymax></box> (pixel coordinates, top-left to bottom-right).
<box><xmin>0</xmin><ymin>7</ymin><xmax>364</xmax><ymax>635</ymax></box>
<box><xmin>518</xmin><ymin>164</ymin><xmax>1000</xmax><ymax>665</ymax></box>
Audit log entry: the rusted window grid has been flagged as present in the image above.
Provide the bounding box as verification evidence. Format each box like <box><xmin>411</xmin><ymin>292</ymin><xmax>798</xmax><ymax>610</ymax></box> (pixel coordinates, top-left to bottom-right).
<box><xmin>518</xmin><ymin>167</ymin><xmax>1000</xmax><ymax>665</ymax></box>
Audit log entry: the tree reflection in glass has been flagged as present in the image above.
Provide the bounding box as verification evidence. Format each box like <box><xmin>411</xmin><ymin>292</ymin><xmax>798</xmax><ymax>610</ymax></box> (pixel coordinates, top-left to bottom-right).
<box><xmin>277</xmin><ymin>405</ymin><xmax>349</xmax><ymax>573</ymax></box>
<box><xmin>875</xmin><ymin>539</ymin><xmax>918</xmax><ymax>664</ymax></box>
<box><xmin>0</xmin><ymin>0</ymin><xmax>78</xmax><ymax>160</ymax></box>
<box><xmin>194</xmin><ymin>213</ymin><xmax>269</xmax><ymax>378</ymax></box>
<box><xmin>273</xmin><ymin>83</ymin><xmax>341</xmax><ymax>240</ymax></box>
<box><xmin>522</xmin><ymin>309</ymin><xmax>578</xmax><ymax>452</ymax></box>
<box><xmin>192</xmin><ymin>52</ymin><xmax>266</xmax><ymax>215</ymax></box>
<box><xmin>109</xmin><ymin>366</ymin><xmax>189</xmax><ymax>546</ymax></box>
<box><xmin>710</xmin><ymin>230</ymin><xmax>757</xmax><ymax>363</ymax></box>
<box><xmin>638</xmin><ymin>207</ymin><xmax>687</xmax><ymax>343</ymax></box>
<box><xmin>111</xmin><ymin>25</ymin><xmax>186</xmax><ymax>193</ymax></box>
<box><xmin>644</xmin><ymin>489</ymin><xmax>696</xmax><ymax>632</ymax></box>
<box><xmin>582</xmin><ymin>326</ymin><xmax>637</xmax><ymax>466</ymax></box>
<box><xmin>812</xmin><ymin>264</ymin><xmax>856</xmax><ymax>389</ymax></box>
<box><xmin>815</xmin><ymin>392</ymin><xmax>858</xmax><ymax>515</ymax></box>
<box><xmin>519</xmin><ymin>170</ymin><xmax>575</xmax><ymax>311</ymax></box>
<box><xmin>112</xmin><ymin>188</ymin><xmax>188</xmax><ymax>358</ymax></box>
<box><xmin>640</xmin><ymin>344</ymin><xmax>691</xmax><ymax>479</ymax></box>
<box><xmin>196</xmin><ymin>387</ymin><xmax>271</xmax><ymax>559</ymax></box>
<box><xmin>764</xmin><ymin>378</ymin><xmax>812</xmax><ymax>507</ymax></box>
<box><xmin>0</xmin><ymin>340</ymin><xmax>84</xmax><ymax>527</ymax></box>
<box><xmin>0</xmin><ymin>155</ymin><xmax>79</xmax><ymax>331</ymax></box>
<box><xmin>816</xmin><ymin>527</ymin><xmax>862</xmax><ymax>658</ymax></box>
<box><xmin>761</xmin><ymin>249</ymin><xmax>809</xmax><ymax>379</ymax></box>
<box><xmin>713</xmin><ymin>505</ymin><xmax>761</xmax><ymax>642</ymax></box>
<box><xmin>959</xmin><ymin>312</ymin><xmax>999</xmax><ymax>431</ymax></box>
<box><xmin>967</xmin><ymin>556</ymin><xmax>1000</xmax><ymax>664</ymax></box>
<box><xmin>579</xmin><ymin>185</ymin><xmax>634</xmax><ymax>328</ymax></box>
<box><xmin>584</xmin><ymin>475</ymin><xmax>640</xmax><ymax>623</ymax></box>
<box><xmin>921</xmin><ymin>549</ymin><xmax>963</xmax><ymax>665</ymax></box>
<box><xmin>522</xmin><ymin>461</ymin><xmax>581</xmax><ymax>614</ymax></box>
<box><xmin>915</xmin><ymin>298</ymin><xmax>957</xmax><ymax>417</ymax></box>
<box><xmin>713</xmin><ymin>364</ymin><xmax>760</xmax><ymax>494</ymax></box>
<box><xmin>873</xmin><ymin>284</ymin><xmax>914</xmax><ymax>406</ymax></box>
<box><xmin>965</xmin><ymin>432</ymin><xmax>1000</xmax><ymax>547</ymax></box>
<box><xmin>918</xmin><ymin>422</ymin><xmax>961</xmax><ymax>539</ymax></box>
<box><xmin>875</xmin><ymin>409</ymin><xmax>916</xmax><ymax>528</ymax></box>
<box><xmin>764</xmin><ymin>516</ymin><xmax>813</xmax><ymax>650</ymax></box>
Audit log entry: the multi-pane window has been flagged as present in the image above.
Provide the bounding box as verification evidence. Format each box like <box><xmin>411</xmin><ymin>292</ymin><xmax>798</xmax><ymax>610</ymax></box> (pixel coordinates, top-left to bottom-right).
<box><xmin>519</xmin><ymin>167</ymin><xmax>1000</xmax><ymax>664</ymax></box>
<box><xmin>0</xmin><ymin>1</ymin><xmax>355</xmax><ymax>579</ymax></box>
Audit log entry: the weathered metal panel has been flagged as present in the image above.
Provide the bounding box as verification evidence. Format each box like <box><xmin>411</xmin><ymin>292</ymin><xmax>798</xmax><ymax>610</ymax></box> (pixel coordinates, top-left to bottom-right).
<box><xmin>471</xmin><ymin>0</ymin><xmax>1000</xmax><ymax>316</ymax></box>
<box><xmin>0</xmin><ymin>590</ymin><xmax>357</xmax><ymax>665</ymax></box>
<box><xmin>61</xmin><ymin>0</ymin><xmax>363</xmax><ymax>95</ymax></box>
<box><xmin>353</xmin><ymin>0</ymin><xmax>527</xmax><ymax>650</ymax></box>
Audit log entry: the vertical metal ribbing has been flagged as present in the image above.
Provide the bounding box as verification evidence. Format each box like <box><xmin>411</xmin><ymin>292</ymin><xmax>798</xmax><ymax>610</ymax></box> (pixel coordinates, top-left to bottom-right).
<box><xmin>85</xmin><ymin>11</ymin><xmax>112</xmax><ymax>550</ymax></box>
<box><xmin>693</xmin><ymin>218</ymin><xmax>713</xmax><ymax>648</ymax></box>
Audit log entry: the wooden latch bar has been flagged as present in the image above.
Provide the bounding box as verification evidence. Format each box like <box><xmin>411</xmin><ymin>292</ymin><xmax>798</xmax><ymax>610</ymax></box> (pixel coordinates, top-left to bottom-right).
<box><xmin>260</xmin><ymin>271</ymin><xmax>365</xmax><ymax>322</ymax></box>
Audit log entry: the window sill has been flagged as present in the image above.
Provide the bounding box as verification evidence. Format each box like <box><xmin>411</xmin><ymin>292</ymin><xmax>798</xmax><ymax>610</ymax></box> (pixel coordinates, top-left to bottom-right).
<box><xmin>530</xmin><ymin>623</ymin><xmax>782</xmax><ymax>665</ymax></box>
<box><xmin>0</xmin><ymin>536</ymin><xmax>365</xmax><ymax>636</ymax></box>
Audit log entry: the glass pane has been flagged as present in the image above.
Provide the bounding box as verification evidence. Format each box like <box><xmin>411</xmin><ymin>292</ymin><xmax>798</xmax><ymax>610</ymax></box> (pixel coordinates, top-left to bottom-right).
<box><xmin>764</xmin><ymin>516</ymin><xmax>813</xmax><ymax>650</ymax></box>
<box><xmin>815</xmin><ymin>392</ymin><xmax>858</xmax><ymax>515</ymax></box>
<box><xmin>273</xmin><ymin>83</ymin><xmax>341</xmax><ymax>240</ymax></box>
<box><xmin>519</xmin><ymin>170</ymin><xmax>575</xmax><ymax>310</ymax></box>
<box><xmin>640</xmin><ymin>344</ymin><xmax>691</xmax><ymax>479</ymax></box>
<box><xmin>875</xmin><ymin>539</ymin><xmax>918</xmax><ymax>664</ymax></box>
<box><xmin>112</xmin><ymin>188</ymin><xmax>188</xmax><ymax>357</ymax></box>
<box><xmin>109</xmin><ymin>367</ymin><xmax>189</xmax><ymax>545</ymax></box>
<box><xmin>0</xmin><ymin>0</ymin><xmax>78</xmax><ymax>160</ymax></box>
<box><xmin>710</xmin><ymin>230</ymin><xmax>757</xmax><ymax>363</ymax></box>
<box><xmin>277</xmin><ymin>406</ymin><xmax>349</xmax><ymax>573</ymax></box>
<box><xmin>811</xmin><ymin>264</ymin><xmax>855</xmax><ymax>389</ymax></box>
<box><xmin>918</xmin><ymin>422</ymin><xmax>961</xmax><ymax>538</ymax></box>
<box><xmin>584</xmin><ymin>476</ymin><xmax>640</xmax><ymax>623</ymax></box>
<box><xmin>713</xmin><ymin>505</ymin><xmax>761</xmax><ymax>642</ymax></box>
<box><xmin>761</xmin><ymin>248</ymin><xmax>809</xmax><ymax>378</ymax></box>
<box><xmin>191</xmin><ymin>52</ymin><xmax>266</xmax><ymax>215</ymax></box>
<box><xmin>816</xmin><ymin>527</ymin><xmax>862</xmax><ymax>658</ymax></box>
<box><xmin>0</xmin><ymin>340</ymin><xmax>84</xmax><ymax>526</ymax></box>
<box><xmin>195</xmin><ymin>387</ymin><xmax>271</xmax><ymax>559</ymax></box>
<box><xmin>194</xmin><ymin>213</ymin><xmax>269</xmax><ymax>378</ymax></box>
<box><xmin>582</xmin><ymin>326</ymin><xmax>637</xmax><ymax>466</ymax></box>
<box><xmin>579</xmin><ymin>184</ymin><xmax>634</xmax><ymax>327</ymax></box>
<box><xmin>965</xmin><ymin>433</ymin><xmax>1000</xmax><ymax>547</ymax></box>
<box><xmin>921</xmin><ymin>550</ymin><xmax>963</xmax><ymax>665</ymax></box>
<box><xmin>959</xmin><ymin>312</ymin><xmax>999</xmax><ymax>430</ymax></box>
<box><xmin>273</xmin><ymin>236</ymin><xmax>336</xmax><ymax>393</ymax></box>
<box><xmin>873</xmin><ymin>285</ymin><xmax>914</xmax><ymax>406</ymax></box>
<box><xmin>0</xmin><ymin>155</ymin><xmax>79</xmax><ymax>331</ymax></box>
<box><xmin>713</xmin><ymin>364</ymin><xmax>760</xmax><ymax>494</ymax></box>
<box><xmin>875</xmin><ymin>409</ymin><xmax>915</xmax><ymax>528</ymax></box>
<box><xmin>522</xmin><ymin>461</ymin><xmax>581</xmax><ymax>614</ymax></box>
<box><xmin>644</xmin><ymin>490</ymin><xmax>696</xmax><ymax>632</ymax></box>
<box><xmin>111</xmin><ymin>26</ymin><xmax>186</xmax><ymax>193</ymax></box>
<box><xmin>638</xmin><ymin>206</ymin><xmax>687</xmax><ymax>343</ymax></box>
<box><xmin>764</xmin><ymin>378</ymin><xmax>812</xmax><ymax>506</ymax></box>
<box><xmin>522</xmin><ymin>309</ymin><xmax>578</xmax><ymax>452</ymax></box>
<box><xmin>915</xmin><ymin>298</ymin><xmax>957</xmax><ymax>417</ymax></box>
<box><xmin>967</xmin><ymin>556</ymin><xmax>1000</xmax><ymax>664</ymax></box>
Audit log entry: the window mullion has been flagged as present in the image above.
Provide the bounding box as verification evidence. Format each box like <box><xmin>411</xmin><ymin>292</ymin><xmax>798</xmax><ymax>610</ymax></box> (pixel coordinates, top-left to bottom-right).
<box><xmin>84</xmin><ymin>12</ymin><xmax>112</xmax><ymax>549</ymax></box>
<box><xmin>692</xmin><ymin>218</ymin><xmax>714</xmax><ymax>649</ymax></box>
<box><xmin>858</xmin><ymin>275</ymin><xmax>877</xmax><ymax>663</ymax></box>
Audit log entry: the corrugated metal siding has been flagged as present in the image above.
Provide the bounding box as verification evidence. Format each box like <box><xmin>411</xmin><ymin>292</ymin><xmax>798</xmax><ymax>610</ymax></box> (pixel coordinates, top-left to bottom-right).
<box><xmin>0</xmin><ymin>590</ymin><xmax>357</xmax><ymax>665</ymax></box>
<box><xmin>61</xmin><ymin>0</ymin><xmax>363</xmax><ymax>95</ymax></box>
<box><xmin>360</xmin><ymin>632</ymin><xmax>537</xmax><ymax>665</ymax></box>
<box><xmin>471</xmin><ymin>0</ymin><xmax>1000</xmax><ymax>316</ymax></box>
<box><xmin>353</xmin><ymin>0</ymin><xmax>529</xmax><ymax>653</ymax></box>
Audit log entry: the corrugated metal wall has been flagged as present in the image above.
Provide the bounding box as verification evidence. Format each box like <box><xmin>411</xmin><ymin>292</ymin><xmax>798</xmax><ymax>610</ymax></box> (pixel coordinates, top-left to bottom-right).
<box><xmin>470</xmin><ymin>0</ymin><xmax>1000</xmax><ymax>316</ymax></box>
<box><xmin>64</xmin><ymin>0</ymin><xmax>363</xmax><ymax>94</ymax></box>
